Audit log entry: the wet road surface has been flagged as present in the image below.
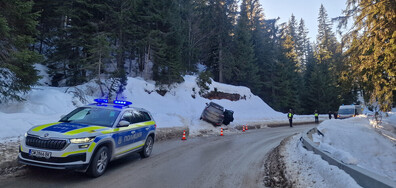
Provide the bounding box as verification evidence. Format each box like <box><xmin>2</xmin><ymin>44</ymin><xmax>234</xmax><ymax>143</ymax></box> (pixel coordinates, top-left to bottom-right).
<box><xmin>0</xmin><ymin>124</ymin><xmax>316</xmax><ymax>188</ymax></box>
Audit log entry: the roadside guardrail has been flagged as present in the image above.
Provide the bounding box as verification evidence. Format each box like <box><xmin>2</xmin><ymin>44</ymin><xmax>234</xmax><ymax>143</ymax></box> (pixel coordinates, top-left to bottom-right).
<box><xmin>300</xmin><ymin>128</ymin><xmax>396</xmax><ymax>188</ymax></box>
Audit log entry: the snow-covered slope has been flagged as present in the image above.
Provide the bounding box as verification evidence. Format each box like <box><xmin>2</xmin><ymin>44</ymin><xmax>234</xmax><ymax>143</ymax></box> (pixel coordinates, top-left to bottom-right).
<box><xmin>0</xmin><ymin>75</ymin><xmax>288</xmax><ymax>139</ymax></box>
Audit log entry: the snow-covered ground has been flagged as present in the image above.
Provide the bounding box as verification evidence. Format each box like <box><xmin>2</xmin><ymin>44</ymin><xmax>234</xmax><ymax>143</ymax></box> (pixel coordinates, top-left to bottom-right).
<box><xmin>282</xmin><ymin>112</ymin><xmax>396</xmax><ymax>187</ymax></box>
<box><xmin>0</xmin><ymin>73</ymin><xmax>317</xmax><ymax>140</ymax></box>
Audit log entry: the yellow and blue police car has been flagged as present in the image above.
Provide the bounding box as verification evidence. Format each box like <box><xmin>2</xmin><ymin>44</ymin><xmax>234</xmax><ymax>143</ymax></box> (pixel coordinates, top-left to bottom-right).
<box><xmin>18</xmin><ymin>99</ymin><xmax>156</xmax><ymax>177</ymax></box>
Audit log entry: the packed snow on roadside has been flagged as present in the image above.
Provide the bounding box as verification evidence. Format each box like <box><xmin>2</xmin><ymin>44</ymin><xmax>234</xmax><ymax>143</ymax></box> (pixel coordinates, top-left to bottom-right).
<box><xmin>282</xmin><ymin>112</ymin><xmax>396</xmax><ymax>187</ymax></box>
<box><xmin>282</xmin><ymin>135</ymin><xmax>362</xmax><ymax>188</ymax></box>
<box><xmin>313</xmin><ymin>115</ymin><xmax>396</xmax><ymax>181</ymax></box>
<box><xmin>0</xmin><ymin>69</ymin><xmax>315</xmax><ymax>141</ymax></box>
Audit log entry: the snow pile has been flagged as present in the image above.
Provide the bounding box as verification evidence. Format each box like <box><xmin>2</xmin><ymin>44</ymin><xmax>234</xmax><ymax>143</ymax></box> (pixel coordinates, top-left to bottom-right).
<box><xmin>0</xmin><ymin>87</ymin><xmax>76</xmax><ymax>140</ymax></box>
<box><xmin>312</xmin><ymin>115</ymin><xmax>396</xmax><ymax>181</ymax></box>
<box><xmin>282</xmin><ymin>135</ymin><xmax>361</xmax><ymax>188</ymax></box>
<box><xmin>123</xmin><ymin>76</ymin><xmax>284</xmax><ymax>130</ymax></box>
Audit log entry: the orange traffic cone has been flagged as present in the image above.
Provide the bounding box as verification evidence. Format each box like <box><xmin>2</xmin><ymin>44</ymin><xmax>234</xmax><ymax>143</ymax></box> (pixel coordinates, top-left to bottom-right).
<box><xmin>242</xmin><ymin>125</ymin><xmax>245</xmax><ymax>132</ymax></box>
<box><xmin>245</xmin><ymin>124</ymin><xmax>248</xmax><ymax>131</ymax></box>
<box><xmin>220</xmin><ymin>128</ymin><xmax>224</xmax><ymax>136</ymax></box>
<box><xmin>182</xmin><ymin>130</ymin><xmax>187</xmax><ymax>140</ymax></box>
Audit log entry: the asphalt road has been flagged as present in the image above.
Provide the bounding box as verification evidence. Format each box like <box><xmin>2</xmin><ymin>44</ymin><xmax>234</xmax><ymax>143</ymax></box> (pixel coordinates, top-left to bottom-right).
<box><xmin>0</xmin><ymin>124</ymin><xmax>316</xmax><ymax>188</ymax></box>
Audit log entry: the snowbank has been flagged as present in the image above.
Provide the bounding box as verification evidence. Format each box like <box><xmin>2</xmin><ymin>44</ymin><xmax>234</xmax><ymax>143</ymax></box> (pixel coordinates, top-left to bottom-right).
<box><xmin>312</xmin><ymin>115</ymin><xmax>396</xmax><ymax>181</ymax></box>
<box><xmin>282</xmin><ymin>135</ymin><xmax>361</xmax><ymax>188</ymax></box>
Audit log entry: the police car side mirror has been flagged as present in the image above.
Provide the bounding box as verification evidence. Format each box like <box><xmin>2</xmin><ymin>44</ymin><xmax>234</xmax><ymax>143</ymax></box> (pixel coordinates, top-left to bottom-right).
<box><xmin>118</xmin><ymin>120</ymin><xmax>130</xmax><ymax>127</ymax></box>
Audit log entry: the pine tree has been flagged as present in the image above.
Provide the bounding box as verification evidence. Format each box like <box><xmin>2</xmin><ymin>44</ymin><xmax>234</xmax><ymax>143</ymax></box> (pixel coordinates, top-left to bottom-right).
<box><xmin>255</xmin><ymin>18</ymin><xmax>282</xmax><ymax>110</ymax></box>
<box><xmin>296</xmin><ymin>19</ymin><xmax>309</xmax><ymax>71</ymax></box>
<box><xmin>0</xmin><ymin>0</ymin><xmax>41</xmax><ymax>103</ymax></box>
<box><xmin>287</xmin><ymin>14</ymin><xmax>298</xmax><ymax>42</ymax></box>
<box><xmin>31</xmin><ymin>0</ymin><xmax>61</xmax><ymax>55</ymax></box>
<box><xmin>301</xmin><ymin>43</ymin><xmax>317</xmax><ymax>113</ymax></box>
<box><xmin>340</xmin><ymin>0</ymin><xmax>395</xmax><ymax>111</ymax></box>
<box><xmin>46</xmin><ymin>0</ymin><xmax>104</xmax><ymax>86</ymax></box>
<box><xmin>145</xmin><ymin>0</ymin><xmax>183</xmax><ymax>85</ymax></box>
<box><xmin>198</xmin><ymin>0</ymin><xmax>237</xmax><ymax>83</ymax></box>
<box><xmin>250</xmin><ymin>0</ymin><xmax>276</xmax><ymax>101</ymax></box>
<box><xmin>178</xmin><ymin>0</ymin><xmax>202</xmax><ymax>73</ymax></box>
<box><xmin>230</xmin><ymin>0</ymin><xmax>260</xmax><ymax>92</ymax></box>
<box><xmin>273</xmin><ymin>25</ymin><xmax>301</xmax><ymax>112</ymax></box>
<box><xmin>314</xmin><ymin>5</ymin><xmax>340</xmax><ymax>113</ymax></box>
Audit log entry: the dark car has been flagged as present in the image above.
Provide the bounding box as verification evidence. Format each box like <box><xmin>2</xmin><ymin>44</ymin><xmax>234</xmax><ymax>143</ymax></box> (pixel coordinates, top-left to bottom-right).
<box><xmin>200</xmin><ymin>102</ymin><xmax>233</xmax><ymax>126</ymax></box>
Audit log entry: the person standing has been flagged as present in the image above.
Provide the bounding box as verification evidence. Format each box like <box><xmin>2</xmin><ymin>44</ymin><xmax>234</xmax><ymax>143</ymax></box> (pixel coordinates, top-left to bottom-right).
<box><xmin>328</xmin><ymin>111</ymin><xmax>332</xmax><ymax>119</ymax></box>
<box><xmin>334</xmin><ymin>111</ymin><xmax>338</xmax><ymax>119</ymax></box>
<box><xmin>287</xmin><ymin>109</ymin><xmax>294</xmax><ymax>127</ymax></box>
<box><xmin>315</xmin><ymin>110</ymin><xmax>319</xmax><ymax>123</ymax></box>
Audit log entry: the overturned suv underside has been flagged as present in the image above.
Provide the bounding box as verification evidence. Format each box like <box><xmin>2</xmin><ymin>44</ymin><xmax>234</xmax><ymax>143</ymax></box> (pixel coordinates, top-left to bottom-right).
<box><xmin>200</xmin><ymin>102</ymin><xmax>234</xmax><ymax>126</ymax></box>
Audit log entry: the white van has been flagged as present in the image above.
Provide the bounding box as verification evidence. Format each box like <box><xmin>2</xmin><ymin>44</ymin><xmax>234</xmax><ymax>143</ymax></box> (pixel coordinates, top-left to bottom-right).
<box><xmin>337</xmin><ymin>105</ymin><xmax>363</xmax><ymax>119</ymax></box>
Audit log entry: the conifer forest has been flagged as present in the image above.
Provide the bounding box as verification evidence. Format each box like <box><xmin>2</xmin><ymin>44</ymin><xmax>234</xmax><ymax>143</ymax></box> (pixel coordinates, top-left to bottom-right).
<box><xmin>0</xmin><ymin>0</ymin><xmax>395</xmax><ymax>113</ymax></box>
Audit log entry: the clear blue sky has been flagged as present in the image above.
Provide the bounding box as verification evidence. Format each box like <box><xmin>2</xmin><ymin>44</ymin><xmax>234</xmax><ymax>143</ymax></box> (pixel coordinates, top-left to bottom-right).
<box><xmin>259</xmin><ymin>0</ymin><xmax>347</xmax><ymax>42</ymax></box>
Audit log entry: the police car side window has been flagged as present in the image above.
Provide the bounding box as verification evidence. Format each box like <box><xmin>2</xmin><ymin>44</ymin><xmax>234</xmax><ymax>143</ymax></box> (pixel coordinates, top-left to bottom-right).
<box><xmin>129</xmin><ymin>111</ymin><xmax>151</xmax><ymax>124</ymax></box>
<box><xmin>141</xmin><ymin>112</ymin><xmax>151</xmax><ymax>122</ymax></box>
<box><xmin>130</xmin><ymin>112</ymin><xmax>141</xmax><ymax>124</ymax></box>
<box><xmin>121</xmin><ymin>112</ymin><xmax>133</xmax><ymax>123</ymax></box>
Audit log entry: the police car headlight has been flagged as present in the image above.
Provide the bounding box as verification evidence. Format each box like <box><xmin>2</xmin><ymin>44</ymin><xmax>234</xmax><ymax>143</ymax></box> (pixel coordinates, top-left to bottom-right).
<box><xmin>70</xmin><ymin>137</ymin><xmax>95</xmax><ymax>144</ymax></box>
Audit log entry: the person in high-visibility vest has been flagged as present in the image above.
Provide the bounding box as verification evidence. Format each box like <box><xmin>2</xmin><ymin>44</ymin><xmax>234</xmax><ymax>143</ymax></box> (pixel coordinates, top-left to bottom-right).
<box><xmin>287</xmin><ymin>109</ymin><xmax>294</xmax><ymax>127</ymax></box>
<box><xmin>315</xmin><ymin>110</ymin><xmax>319</xmax><ymax>123</ymax></box>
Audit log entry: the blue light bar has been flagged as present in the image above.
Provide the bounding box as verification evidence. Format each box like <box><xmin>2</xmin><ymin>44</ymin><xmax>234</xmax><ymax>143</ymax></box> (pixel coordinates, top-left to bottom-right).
<box><xmin>113</xmin><ymin>100</ymin><xmax>132</xmax><ymax>106</ymax></box>
<box><xmin>94</xmin><ymin>98</ymin><xmax>109</xmax><ymax>103</ymax></box>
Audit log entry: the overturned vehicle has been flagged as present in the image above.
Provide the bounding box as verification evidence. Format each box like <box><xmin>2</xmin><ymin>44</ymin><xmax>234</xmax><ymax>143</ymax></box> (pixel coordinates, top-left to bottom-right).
<box><xmin>200</xmin><ymin>102</ymin><xmax>234</xmax><ymax>126</ymax></box>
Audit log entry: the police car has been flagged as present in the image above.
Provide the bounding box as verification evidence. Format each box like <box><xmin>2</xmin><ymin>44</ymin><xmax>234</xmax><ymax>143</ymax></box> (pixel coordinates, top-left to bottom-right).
<box><xmin>18</xmin><ymin>99</ymin><xmax>156</xmax><ymax>177</ymax></box>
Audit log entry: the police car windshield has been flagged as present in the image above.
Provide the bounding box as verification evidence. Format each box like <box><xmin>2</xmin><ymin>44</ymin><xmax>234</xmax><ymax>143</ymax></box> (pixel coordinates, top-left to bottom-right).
<box><xmin>60</xmin><ymin>107</ymin><xmax>120</xmax><ymax>127</ymax></box>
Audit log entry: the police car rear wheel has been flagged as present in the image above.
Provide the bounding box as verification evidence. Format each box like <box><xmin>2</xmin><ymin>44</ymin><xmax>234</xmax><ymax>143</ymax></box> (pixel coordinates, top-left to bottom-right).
<box><xmin>87</xmin><ymin>146</ymin><xmax>109</xmax><ymax>177</ymax></box>
<box><xmin>140</xmin><ymin>136</ymin><xmax>154</xmax><ymax>158</ymax></box>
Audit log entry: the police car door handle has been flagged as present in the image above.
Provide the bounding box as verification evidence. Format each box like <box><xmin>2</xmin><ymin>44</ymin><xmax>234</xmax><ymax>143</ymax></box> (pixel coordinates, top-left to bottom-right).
<box><xmin>131</xmin><ymin>131</ymin><xmax>135</xmax><ymax>134</ymax></box>
<box><xmin>145</xmin><ymin>128</ymin><xmax>149</xmax><ymax>131</ymax></box>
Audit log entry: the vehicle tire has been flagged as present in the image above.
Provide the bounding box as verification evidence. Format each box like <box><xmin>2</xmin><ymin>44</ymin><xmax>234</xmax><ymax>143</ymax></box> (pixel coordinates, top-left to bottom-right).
<box><xmin>140</xmin><ymin>136</ymin><xmax>154</xmax><ymax>158</ymax></box>
<box><xmin>87</xmin><ymin>146</ymin><xmax>109</xmax><ymax>178</ymax></box>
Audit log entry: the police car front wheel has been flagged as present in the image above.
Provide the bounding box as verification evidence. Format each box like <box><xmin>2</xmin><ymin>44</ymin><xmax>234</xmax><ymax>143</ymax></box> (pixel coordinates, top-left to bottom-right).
<box><xmin>87</xmin><ymin>146</ymin><xmax>109</xmax><ymax>177</ymax></box>
<box><xmin>140</xmin><ymin>136</ymin><xmax>154</xmax><ymax>158</ymax></box>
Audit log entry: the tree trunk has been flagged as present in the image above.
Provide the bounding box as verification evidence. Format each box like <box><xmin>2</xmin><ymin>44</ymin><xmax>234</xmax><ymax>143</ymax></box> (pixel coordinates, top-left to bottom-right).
<box><xmin>218</xmin><ymin>41</ymin><xmax>224</xmax><ymax>83</ymax></box>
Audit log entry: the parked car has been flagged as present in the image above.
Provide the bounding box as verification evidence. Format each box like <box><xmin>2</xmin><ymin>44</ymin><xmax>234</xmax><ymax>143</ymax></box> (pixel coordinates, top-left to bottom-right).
<box><xmin>200</xmin><ymin>102</ymin><xmax>233</xmax><ymax>126</ymax></box>
<box><xmin>19</xmin><ymin>99</ymin><xmax>156</xmax><ymax>177</ymax></box>
<box><xmin>337</xmin><ymin>104</ymin><xmax>363</xmax><ymax>119</ymax></box>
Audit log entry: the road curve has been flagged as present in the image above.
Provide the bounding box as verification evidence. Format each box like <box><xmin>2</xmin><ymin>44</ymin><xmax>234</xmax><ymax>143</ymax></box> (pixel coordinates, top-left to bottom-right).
<box><xmin>0</xmin><ymin>124</ymin><xmax>316</xmax><ymax>188</ymax></box>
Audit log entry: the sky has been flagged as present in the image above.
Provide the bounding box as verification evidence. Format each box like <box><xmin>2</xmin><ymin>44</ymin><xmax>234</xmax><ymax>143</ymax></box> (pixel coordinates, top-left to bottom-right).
<box><xmin>259</xmin><ymin>0</ymin><xmax>347</xmax><ymax>42</ymax></box>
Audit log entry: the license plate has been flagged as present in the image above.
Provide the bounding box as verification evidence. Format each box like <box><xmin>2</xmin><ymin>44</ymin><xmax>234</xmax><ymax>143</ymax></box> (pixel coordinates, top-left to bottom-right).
<box><xmin>29</xmin><ymin>149</ymin><xmax>51</xmax><ymax>159</ymax></box>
